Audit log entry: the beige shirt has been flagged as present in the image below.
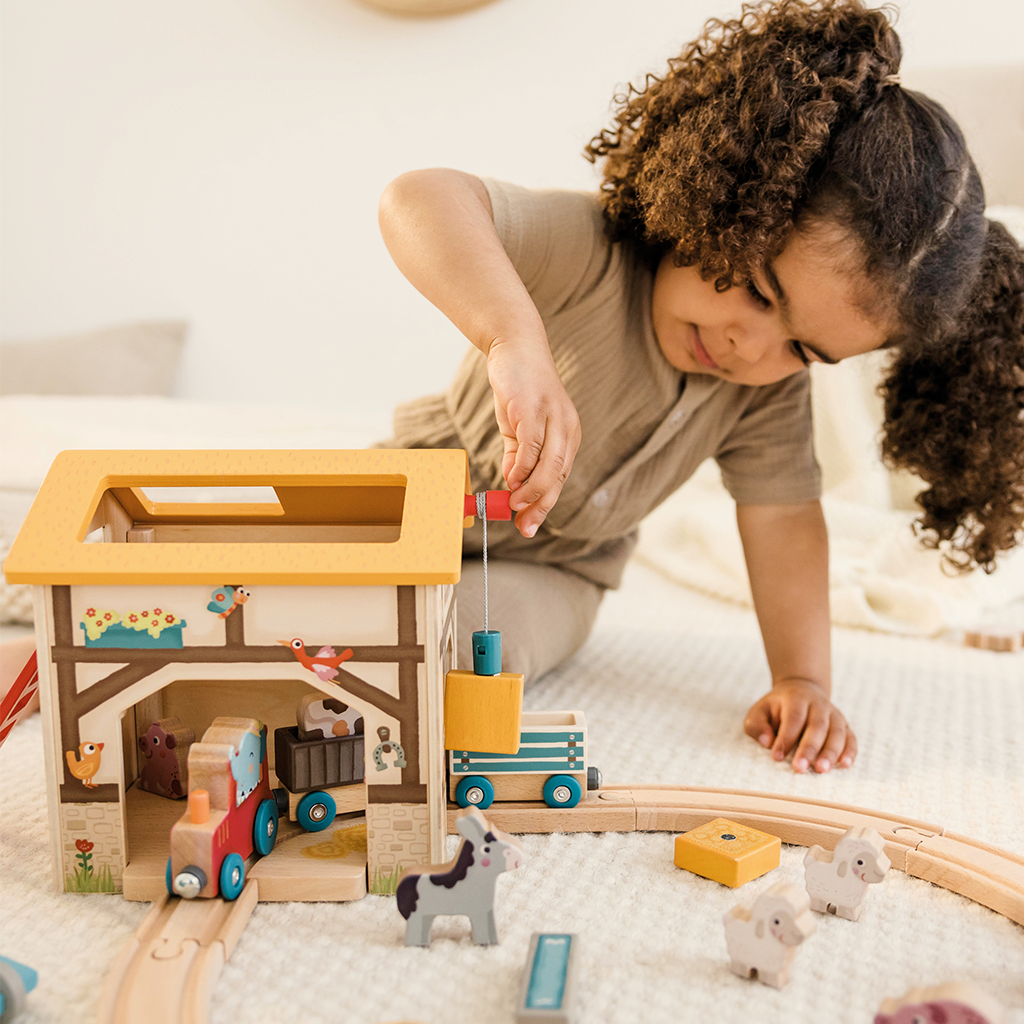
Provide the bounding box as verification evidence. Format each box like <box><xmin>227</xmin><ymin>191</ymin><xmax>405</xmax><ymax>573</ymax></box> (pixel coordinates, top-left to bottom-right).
<box><xmin>390</xmin><ymin>179</ymin><xmax>821</xmax><ymax>588</ymax></box>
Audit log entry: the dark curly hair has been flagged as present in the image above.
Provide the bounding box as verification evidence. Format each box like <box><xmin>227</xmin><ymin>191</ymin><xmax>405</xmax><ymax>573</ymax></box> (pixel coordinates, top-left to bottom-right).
<box><xmin>586</xmin><ymin>0</ymin><xmax>1024</xmax><ymax>573</ymax></box>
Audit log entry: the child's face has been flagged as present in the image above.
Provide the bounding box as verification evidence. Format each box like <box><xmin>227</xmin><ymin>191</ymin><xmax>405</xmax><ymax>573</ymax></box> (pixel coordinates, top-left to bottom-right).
<box><xmin>651</xmin><ymin>222</ymin><xmax>891</xmax><ymax>385</ymax></box>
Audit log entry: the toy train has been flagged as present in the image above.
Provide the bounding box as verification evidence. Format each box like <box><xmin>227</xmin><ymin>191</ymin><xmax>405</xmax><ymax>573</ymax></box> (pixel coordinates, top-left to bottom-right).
<box><xmin>167</xmin><ymin>717</ymin><xmax>278</xmax><ymax>900</ymax></box>
<box><xmin>166</xmin><ymin>698</ymin><xmax>367</xmax><ymax>900</ymax></box>
<box><xmin>449</xmin><ymin>711</ymin><xmax>601</xmax><ymax>809</ymax></box>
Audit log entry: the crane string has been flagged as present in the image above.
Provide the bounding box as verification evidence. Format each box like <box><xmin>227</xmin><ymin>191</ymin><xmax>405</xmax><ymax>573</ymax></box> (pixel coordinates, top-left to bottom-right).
<box><xmin>476</xmin><ymin>492</ymin><xmax>488</xmax><ymax>633</ymax></box>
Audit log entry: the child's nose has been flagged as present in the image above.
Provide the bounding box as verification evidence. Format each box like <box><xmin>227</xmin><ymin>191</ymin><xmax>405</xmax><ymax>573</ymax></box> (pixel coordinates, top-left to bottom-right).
<box><xmin>728</xmin><ymin>319</ymin><xmax>783</xmax><ymax>364</ymax></box>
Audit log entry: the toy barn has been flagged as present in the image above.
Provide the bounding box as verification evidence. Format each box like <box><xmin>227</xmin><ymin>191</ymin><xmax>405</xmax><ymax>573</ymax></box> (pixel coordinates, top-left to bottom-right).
<box><xmin>2</xmin><ymin>448</ymin><xmax>468</xmax><ymax>901</ymax></box>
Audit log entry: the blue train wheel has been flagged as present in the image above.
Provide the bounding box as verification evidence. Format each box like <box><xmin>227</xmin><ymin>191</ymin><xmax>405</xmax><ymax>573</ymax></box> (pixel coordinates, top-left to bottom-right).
<box><xmin>219</xmin><ymin>853</ymin><xmax>245</xmax><ymax>901</ymax></box>
<box><xmin>253</xmin><ymin>798</ymin><xmax>279</xmax><ymax>855</ymax></box>
<box><xmin>297</xmin><ymin>791</ymin><xmax>336</xmax><ymax>832</ymax></box>
<box><xmin>455</xmin><ymin>776</ymin><xmax>494</xmax><ymax>809</ymax></box>
<box><xmin>165</xmin><ymin>857</ymin><xmax>174</xmax><ymax>897</ymax></box>
<box><xmin>543</xmin><ymin>775</ymin><xmax>582</xmax><ymax>808</ymax></box>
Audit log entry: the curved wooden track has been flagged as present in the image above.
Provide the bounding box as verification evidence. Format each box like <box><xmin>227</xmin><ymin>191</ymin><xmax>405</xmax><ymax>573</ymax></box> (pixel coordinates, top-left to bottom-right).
<box><xmin>448</xmin><ymin>784</ymin><xmax>1024</xmax><ymax>926</ymax></box>
<box><xmin>100</xmin><ymin>785</ymin><xmax>1022</xmax><ymax>1024</ymax></box>
<box><xmin>96</xmin><ymin>881</ymin><xmax>258</xmax><ymax>1024</ymax></box>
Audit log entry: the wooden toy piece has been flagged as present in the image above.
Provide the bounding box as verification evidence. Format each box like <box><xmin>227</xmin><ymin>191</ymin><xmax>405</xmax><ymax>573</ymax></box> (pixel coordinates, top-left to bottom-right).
<box><xmin>296</xmin><ymin>692</ymin><xmax>363</xmax><ymax>740</ymax></box>
<box><xmin>396</xmin><ymin>806</ymin><xmax>526</xmax><ymax>947</ymax></box>
<box><xmin>0</xmin><ymin>955</ymin><xmax>38</xmax><ymax>1023</ymax></box>
<box><xmin>516</xmin><ymin>932</ymin><xmax>579</xmax><ymax>1023</ymax></box>
<box><xmin>804</xmin><ymin>825</ymin><xmax>890</xmax><ymax>921</ymax></box>
<box><xmin>674</xmin><ymin>818</ymin><xmax>781</xmax><ymax>888</ymax></box>
<box><xmin>963</xmin><ymin>629</ymin><xmax>1022</xmax><ymax>653</ymax></box>
<box><xmin>0</xmin><ymin>650</ymin><xmax>39</xmax><ymax>750</ymax></box>
<box><xmin>444</xmin><ymin>668</ymin><xmax>524</xmax><ymax>755</ymax></box>
<box><xmin>450</xmin><ymin>711</ymin><xmax>595</xmax><ymax>810</ymax></box>
<box><xmin>722</xmin><ymin>882</ymin><xmax>816</xmax><ymax>988</ymax></box>
<box><xmin>168</xmin><ymin>717</ymin><xmax>278</xmax><ymax>900</ymax></box>
<box><xmin>137</xmin><ymin>717</ymin><xmax>195</xmax><ymax>799</ymax></box>
<box><xmin>875</xmin><ymin>982</ymin><xmax>1007</xmax><ymax>1024</ymax></box>
<box><xmin>463</xmin><ymin>489</ymin><xmax>513</xmax><ymax>521</ymax></box>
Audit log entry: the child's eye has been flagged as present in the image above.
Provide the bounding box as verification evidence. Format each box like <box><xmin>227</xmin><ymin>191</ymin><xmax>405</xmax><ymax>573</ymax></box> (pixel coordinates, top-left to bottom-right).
<box><xmin>791</xmin><ymin>341</ymin><xmax>811</xmax><ymax>366</ymax></box>
<box><xmin>745</xmin><ymin>279</ymin><xmax>770</xmax><ymax>308</ymax></box>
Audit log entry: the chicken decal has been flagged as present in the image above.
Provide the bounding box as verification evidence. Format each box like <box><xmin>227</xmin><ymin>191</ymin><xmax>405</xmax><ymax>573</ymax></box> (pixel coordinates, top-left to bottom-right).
<box><xmin>207</xmin><ymin>585</ymin><xmax>251</xmax><ymax>619</ymax></box>
<box><xmin>66</xmin><ymin>741</ymin><xmax>104</xmax><ymax>789</ymax></box>
<box><xmin>281</xmin><ymin>638</ymin><xmax>354</xmax><ymax>683</ymax></box>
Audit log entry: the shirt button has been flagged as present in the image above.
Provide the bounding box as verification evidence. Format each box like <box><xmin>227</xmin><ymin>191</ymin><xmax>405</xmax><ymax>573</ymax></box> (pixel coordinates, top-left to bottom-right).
<box><xmin>591</xmin><ymin>489</ymin><xmax>611</xmax><ymax>508</ymax></box>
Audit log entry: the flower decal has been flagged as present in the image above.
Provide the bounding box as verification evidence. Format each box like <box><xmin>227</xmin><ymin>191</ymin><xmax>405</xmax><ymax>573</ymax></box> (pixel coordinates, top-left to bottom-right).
<box><xmin>82</xmin><ymin>610</ymin><xmax>121</xmax><ymax>640</ymax></box>
<box><xmin>75</xmin><ymin>839</ymin><xmax>95</xmax><ymax>853</ymax></box>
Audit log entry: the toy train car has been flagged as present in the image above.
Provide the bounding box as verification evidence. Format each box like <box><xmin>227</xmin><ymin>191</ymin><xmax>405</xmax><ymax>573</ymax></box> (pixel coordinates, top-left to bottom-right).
<box><xmin>449</xmin><ymin>711</ymin><xmax>601</xmax><ymax>809</ymax></box>
<box><xmin>274</xmin><ymin>724</ymin><xmax>365</xmax><ymax>831</ymax></box>
<box><xmin>167</xmin><ymin>717</ymin><xmax>279</xmax><ymax>900</ymax></box>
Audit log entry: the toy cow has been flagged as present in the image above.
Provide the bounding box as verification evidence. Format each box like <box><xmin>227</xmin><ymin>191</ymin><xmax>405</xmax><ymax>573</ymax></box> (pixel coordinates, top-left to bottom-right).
<box><xmin>875</xmin><ymin>982</ymin><xmax>1007</xmax><ymax>1024</ymax></box>
<box><xmin>723</xmin><ymin>882</ymin><xmax>817</xmax><ymax>988</ymax></box>
<box><xmin>804</xmin><ymin>826</ymin><xmax>890</xmax><ymax>921</ymax></box>
<box><xmin>396</xmin><ymin>806</ymin><xmax>526</xmax><ymax>947</ymax></box>
<box><xmin>137</xmin><ymin>717</ymin><xmax>194</xmax><ymax>799</ymax></box>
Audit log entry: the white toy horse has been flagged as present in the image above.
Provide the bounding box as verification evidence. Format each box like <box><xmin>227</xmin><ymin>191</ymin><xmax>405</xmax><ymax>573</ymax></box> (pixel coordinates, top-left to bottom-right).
<box><xmin>396</xmin><ymin>806</ymin><xmax>526</xmax><ymax>946</ymax></box>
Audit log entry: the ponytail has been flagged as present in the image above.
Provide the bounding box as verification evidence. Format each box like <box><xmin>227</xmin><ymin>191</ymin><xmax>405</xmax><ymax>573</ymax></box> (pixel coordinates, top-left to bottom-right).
<box><xmin>879</xmin><ymin>220</ymin><xmax>1024</xmax><ymax>572</ymax></box>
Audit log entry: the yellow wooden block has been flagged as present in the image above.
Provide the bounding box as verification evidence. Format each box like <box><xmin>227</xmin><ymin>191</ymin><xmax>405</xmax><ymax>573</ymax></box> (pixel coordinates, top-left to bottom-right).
<box><xmin>443</xmin><ymin>669</ymin><xmax>523</xmax><ymax>755</ymax></box>
<box><xmin>673</xmin><ymin>817</ymin><xmax>781</xmax><ymax>888</ymax></box>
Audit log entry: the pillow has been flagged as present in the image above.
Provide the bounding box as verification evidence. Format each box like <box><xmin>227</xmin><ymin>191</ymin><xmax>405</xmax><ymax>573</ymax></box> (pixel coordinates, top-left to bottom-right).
<box><xmin>0</xmin><ymin>321</ymin><xmax>186</xmax><ymax>396</ymax></box>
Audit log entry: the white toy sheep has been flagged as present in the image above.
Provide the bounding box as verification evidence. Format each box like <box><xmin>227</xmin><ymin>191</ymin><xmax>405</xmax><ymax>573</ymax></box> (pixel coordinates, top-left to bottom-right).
<box><xmin>804</xmin><ymin>826</ymin><xmax>891</xmax><ymax>921</ymax></box>
<box><xmin>722</xmin><ymin>882</ymin><xmax>817</xmax><ymax>988</ymax></box>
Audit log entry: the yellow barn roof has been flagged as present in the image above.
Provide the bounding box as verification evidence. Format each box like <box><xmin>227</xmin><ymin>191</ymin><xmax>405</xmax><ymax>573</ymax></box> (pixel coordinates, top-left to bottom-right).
<box><xmin>3</xmin><ymin>449</ymin><xmax>470</xmax><ymax>585</ymax></box>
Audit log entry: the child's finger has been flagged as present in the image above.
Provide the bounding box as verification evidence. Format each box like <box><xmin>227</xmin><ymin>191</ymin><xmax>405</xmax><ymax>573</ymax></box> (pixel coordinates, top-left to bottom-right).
<box><xmin>790</xmin><ymin>704</ymin><xmax>830</xmax><ymax>772</ymax></box>
<box><xmin>836</xmin><ymin>729</ymin><xmax>858</xmax><ymax>769</ymax></box>
<box><xmin>771</xmin><ymin>701</ymin><xmax>809</xmax><ymax>763</ymax></box>
<box><xmin>811</xmin><ymin>717</ymin><xmax>849</xmax><ymax>773</ymax></box>
<box><xmin>743</xmin><ymin>703</ymin><xmax>776</xmax><ymax>748</ymax></box>
<box><xmin>509</xmin><ymin>433</ymin><xmax>578</xmax><ymax>536</ymax></box>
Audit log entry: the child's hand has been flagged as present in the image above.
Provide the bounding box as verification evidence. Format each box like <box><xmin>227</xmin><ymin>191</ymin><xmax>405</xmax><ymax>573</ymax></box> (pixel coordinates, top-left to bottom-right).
<box><xmin>487</xmin><ymin>338</ymin><xmax>581</xmax><ymax>539</ymax></box>
<box><xmin>743</xmin><ymin>678</ymin><xmax>857</xmax><ymax>773</ymax></box>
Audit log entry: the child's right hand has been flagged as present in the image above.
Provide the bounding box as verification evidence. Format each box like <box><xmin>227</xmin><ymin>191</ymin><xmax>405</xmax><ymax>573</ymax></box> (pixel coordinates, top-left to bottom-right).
<box><xmin>487</xmin><ymin>337</ymin><xmax>581</xmax><ymax>538</ymax></box>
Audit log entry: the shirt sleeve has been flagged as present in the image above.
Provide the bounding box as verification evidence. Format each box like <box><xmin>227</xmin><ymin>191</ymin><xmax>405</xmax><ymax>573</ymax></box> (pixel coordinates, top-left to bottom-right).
<box><xmin>714</xmin><ymin>369</ymin><xmax>822</xmax><ymax>504</ymax></box>
<box><xmin>479</xmin><ymin>177</ymin><xmax>614</xmax><ymax>318</ymax></box>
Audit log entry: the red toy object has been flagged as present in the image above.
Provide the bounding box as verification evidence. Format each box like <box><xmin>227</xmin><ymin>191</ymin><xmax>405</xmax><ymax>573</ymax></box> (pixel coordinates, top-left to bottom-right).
<box><xmin>0</xmin><ymin>651</ymin><xmax>38</xmax><ymax>750</ymax></box>
<box><xmin>167</xmin><ymin>717</ymin><xmax>278</xmax><ymax>900</ymax></box>
<box><xmin>279</xmin><ymin>638</ymin><xmax>354</xmax><ymax>683</ymax></box>
<box><xmin>463</xmin><ymin>490</ymin><xmax>512</xmax><ymax>521</ymax></box>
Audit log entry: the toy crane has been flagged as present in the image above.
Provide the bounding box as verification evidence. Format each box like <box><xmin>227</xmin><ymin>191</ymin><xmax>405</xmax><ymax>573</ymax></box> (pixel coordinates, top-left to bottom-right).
<box><xmin>443</xmin><ymin>490</ymin><xmax>524</xmax><ymax>755</ymax></box>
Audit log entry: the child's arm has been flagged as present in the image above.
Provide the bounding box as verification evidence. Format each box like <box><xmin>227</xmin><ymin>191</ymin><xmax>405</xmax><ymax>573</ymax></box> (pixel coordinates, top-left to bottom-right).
<box><xmin>735</xmin><ymin>500</ymin><xmax>857</xmax><ymax>773</ymax></box>
<box><xmin>378</xmin><ymin>168</ymin><xmax>581</xmax><ymax>538</ymax></box>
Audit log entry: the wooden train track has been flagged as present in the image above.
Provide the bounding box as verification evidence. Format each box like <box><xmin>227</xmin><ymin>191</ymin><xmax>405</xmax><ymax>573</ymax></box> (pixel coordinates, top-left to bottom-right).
<box><xmin>96</xmin><ymin>880</ymin><xmax>258</xmax><ymax>1024</ymax></box>
<box><xmin>447</xmin><ymin>784</ymin><xmax>1024</xmax><ymax>926</ymax></box>
<box><xmin>99</xmin><ymin>785</ymin><xmax>1022</xmax><ymax>1024</ymax></box>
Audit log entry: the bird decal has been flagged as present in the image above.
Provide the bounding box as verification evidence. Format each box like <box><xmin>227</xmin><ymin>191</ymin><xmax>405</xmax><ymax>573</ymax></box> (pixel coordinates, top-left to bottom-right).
<box><xmin>66</xmin><ymin>741</ymin><xmax>104</xmax><ymax>788</ymax></box>
<box><xmin>280</xmin><ymin>638</ymin><xmax>354</xmax><ymax>682</ymax></box>
<box><xmin>207</xmin><ymin>585</ymin><xmax>251</xmax><ymax>618</ymax></box>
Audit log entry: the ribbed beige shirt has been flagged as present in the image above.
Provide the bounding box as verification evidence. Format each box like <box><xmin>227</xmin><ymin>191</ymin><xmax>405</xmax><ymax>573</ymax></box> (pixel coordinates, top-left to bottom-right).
<box><xmin>390</xmin><ymin>179</ymin><xmax>821</xmax><ymax>589</ymax></box>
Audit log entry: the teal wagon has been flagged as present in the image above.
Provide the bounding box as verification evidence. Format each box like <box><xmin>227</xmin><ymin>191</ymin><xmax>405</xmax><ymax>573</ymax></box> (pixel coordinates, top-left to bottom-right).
<box><xmin>449</xmin><ymin>711</ymin><xmax>602</xmax><ymax>809</ymax></box>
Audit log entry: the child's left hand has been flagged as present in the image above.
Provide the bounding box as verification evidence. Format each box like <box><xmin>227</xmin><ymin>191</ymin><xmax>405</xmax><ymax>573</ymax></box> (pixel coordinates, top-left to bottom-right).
<box><xmin>743</xmin><ymin>678</ymin><xmax>857</xmax><ymax>773</ymax></box>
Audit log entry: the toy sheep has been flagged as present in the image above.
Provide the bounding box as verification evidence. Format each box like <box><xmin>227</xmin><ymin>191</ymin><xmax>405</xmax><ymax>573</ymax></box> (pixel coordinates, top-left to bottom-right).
<box><xmin>722</xmin><ymin>882</ymin><xmax>817</xmax><ymax>988</ymax></box>
<box><xmin>804</xmin><ymin>826</ymin><xmax>891</xmax><ymax>921</ymax></box>
<box><xmin>875</xmin><ymin>982</ymin><xmax>1007</xmax><ymax>1024</ymax></box>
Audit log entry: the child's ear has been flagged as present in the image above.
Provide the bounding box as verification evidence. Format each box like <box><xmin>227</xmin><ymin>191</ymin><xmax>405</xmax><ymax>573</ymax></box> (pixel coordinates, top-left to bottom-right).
<box><xmin>837</xmin><ymin>860</ymin><xmax>848</xmax><ymax>878</ymax></box>
<box><xmin>755</xmin><ymin>920</ymin><xmax>765</xmax><ymax>939</ymax></box>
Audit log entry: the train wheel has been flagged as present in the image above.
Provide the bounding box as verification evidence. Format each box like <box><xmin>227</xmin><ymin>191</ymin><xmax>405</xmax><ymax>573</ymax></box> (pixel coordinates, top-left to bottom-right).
<box><xmin>219</xmin><ymin>853</ymin><xmax>245</xmax><ymax>901</ymax></box>
<box><xmin>253</xmin><ymin>798</ymin><xmax>279</xmax><ymax>855</ymax></box>
<box><xmin>297</xmin><ymin>791</ymin><xmax>336</xmax><ymax>832</ymax></box>
<box><xmin>455</xmin><ymin>776</ymin><xmax>495</xmax><ymax>809</ymax></box>
<box><xmin>543</xmin><ymin>775</ymin><xmax>582</xmax><ymax>808</ymax></box>
<box><xmin>165</xmin><ymin>857</ymin><xmax>174</xmax><ymax>897</ymax></box>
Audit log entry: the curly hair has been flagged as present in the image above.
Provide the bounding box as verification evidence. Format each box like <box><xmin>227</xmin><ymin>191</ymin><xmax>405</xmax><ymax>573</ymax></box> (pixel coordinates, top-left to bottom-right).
<box><xmin>586</xmin><ymin>0</ymin><xmax>1024</xmax><ymax>573</ymax></box>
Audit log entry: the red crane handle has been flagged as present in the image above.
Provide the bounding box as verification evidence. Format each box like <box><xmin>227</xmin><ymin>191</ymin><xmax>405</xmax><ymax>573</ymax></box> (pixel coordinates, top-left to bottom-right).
<box><xmin>463</xmin><ymin>490</ymin><xmax>513</xmax><ymax>521</ymax></box>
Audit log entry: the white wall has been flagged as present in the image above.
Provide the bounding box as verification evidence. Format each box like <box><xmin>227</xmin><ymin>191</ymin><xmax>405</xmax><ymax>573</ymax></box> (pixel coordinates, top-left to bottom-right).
<box><xmin>2</xmin><ymin>0</ymin><xmax>1022</xmax><ymax>419</ymax></box>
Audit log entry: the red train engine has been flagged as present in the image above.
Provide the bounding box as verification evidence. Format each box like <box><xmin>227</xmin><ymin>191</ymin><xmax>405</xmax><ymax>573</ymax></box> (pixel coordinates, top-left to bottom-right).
<box><xmin>167</xmin><ymin>716</ymin><xmax>278</xmax><ymax>900</ymax></box>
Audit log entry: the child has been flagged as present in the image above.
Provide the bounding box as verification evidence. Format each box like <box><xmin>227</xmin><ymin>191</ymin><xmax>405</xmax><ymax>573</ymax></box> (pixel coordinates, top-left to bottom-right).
<box><xmin>377</xmin><ymin>0</ymin><xmax>1024</xmax><ymax>774</ymax></box>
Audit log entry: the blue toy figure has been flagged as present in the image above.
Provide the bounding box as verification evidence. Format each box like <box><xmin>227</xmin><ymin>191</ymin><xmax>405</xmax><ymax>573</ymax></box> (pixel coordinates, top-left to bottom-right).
<box><xmin>0</xmin><ymin>956</ymin><xmax>38</xmax><ymax>1023</ymax></box>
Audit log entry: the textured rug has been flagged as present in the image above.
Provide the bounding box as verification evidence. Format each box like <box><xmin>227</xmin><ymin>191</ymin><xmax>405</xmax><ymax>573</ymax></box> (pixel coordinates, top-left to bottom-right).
<box><xmin>2</xmin><ymin>561</ymin><xmax>1022</xmax><ymax>1024</ymax></box>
